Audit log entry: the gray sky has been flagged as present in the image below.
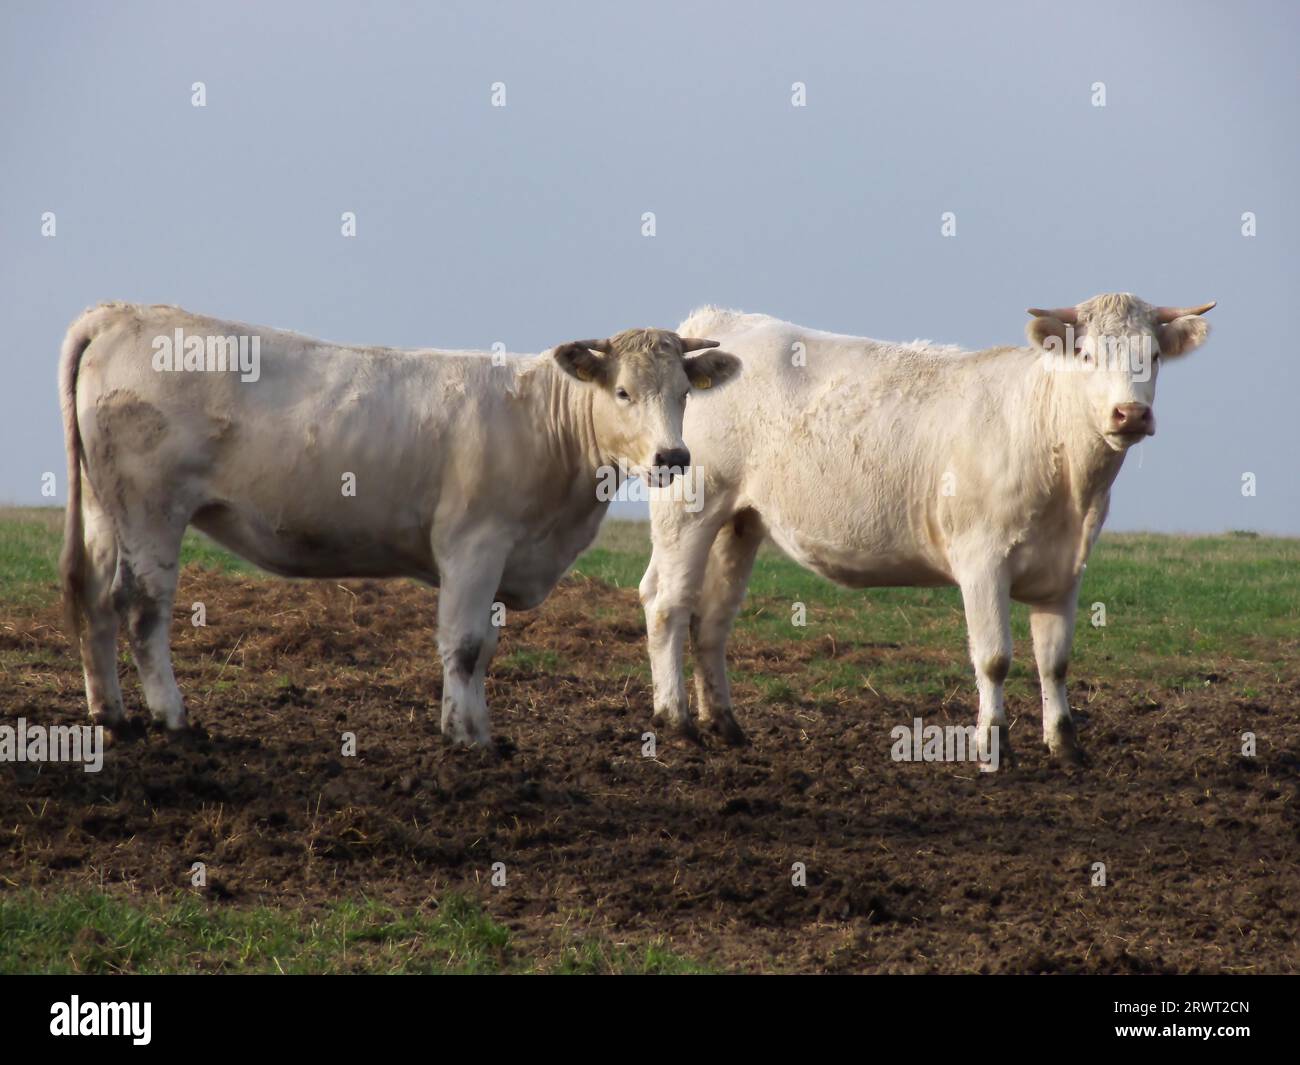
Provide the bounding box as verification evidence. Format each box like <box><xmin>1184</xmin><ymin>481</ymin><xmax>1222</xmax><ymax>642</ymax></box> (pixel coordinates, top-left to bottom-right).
<box><xmin>2</xmin><ymin>0</ymin><xmax>1296</xmax><ymax>531</ymax></box>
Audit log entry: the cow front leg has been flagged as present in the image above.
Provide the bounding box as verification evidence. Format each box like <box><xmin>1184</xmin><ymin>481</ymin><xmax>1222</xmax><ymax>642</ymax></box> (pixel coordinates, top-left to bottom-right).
<box><xmin>436</xmin><ymin>553</ymin><xmax>506</xmax><ymax>747</ymax></box>
<box><xmin>1030</xmin><ymin>587</ymin><xmax>1086</xmax><ymax>766</ymax></box>
<box><xmin>640</xmin><ymin>510</ymin><xmax>726</xmax><ymax>741</ymax></box>
<box><xmin>640</xmin><ymin>549</ymin><xmax>694</xmax><ymax>739</ymax></box>
<box><xmin>957</xmin><ymin>566</ymin><xmax>1013</xmax><ymax>770</ymax></box>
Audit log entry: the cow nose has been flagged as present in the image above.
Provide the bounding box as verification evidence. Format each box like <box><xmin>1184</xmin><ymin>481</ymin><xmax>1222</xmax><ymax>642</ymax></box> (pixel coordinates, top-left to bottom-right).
<box><xmin>653</xmin><ymin>447</ymin><xmax>690</xmax><ymax>472</ymax></box>
<box><xmin>1111</xmin><ymin>403</ymin><xmax>1154</xmax><ymax>435</ymax></box>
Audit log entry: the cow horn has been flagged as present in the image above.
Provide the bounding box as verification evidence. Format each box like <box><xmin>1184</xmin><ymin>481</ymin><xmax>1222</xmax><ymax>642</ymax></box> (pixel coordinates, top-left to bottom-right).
<box><xmin>679</xmin><ymin>337</ymin><xmax>721</xmax><ymax>353</ymax></box>
<box><xmin>572</xmin><ymin>338</ymin><xmax>613</xmax><ymax>354</ymax></box>
<box><xmin>1155</xmin><ymin>301</ymin><xmax>1216</xmax><ymax>323</ymax></box>
<box><xmin>1026</xmin><ymin>307</ymin><xmax>1079</xmax><ymax>325</ymax></box>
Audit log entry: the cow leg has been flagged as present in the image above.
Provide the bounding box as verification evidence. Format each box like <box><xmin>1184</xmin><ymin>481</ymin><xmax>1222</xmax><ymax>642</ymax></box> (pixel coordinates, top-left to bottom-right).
<box><xmin>640</xmin><ymin>508</ymin><xmax>729</xmax><ymax>740</ymax></box>
<box><xmin>114</xmin><ymin>516</ymin><xmax>188</xmax><ymax>730</ymax></box>
<box><xmin>1030</xmin><ymin>588</ymin><xmax>1085</xmax><ymax>766</ymax></box>
<box><xmin>689</xmin><ymin>508</ymin><xmax>764</xmax><ymax>745</ymax></box>
<box><xmin>78</xmin><ymin>487</ymin><xmax>126</xmax><ymax>728</ymax></box>
<box><xmin>956</xmin><ymin>566</ymin><xmax>1013</xmax><ymax>770</ymax></box>
<box><xmin>436</xmin><ymin>551</ymin><xmax>506</xmax><ymax>747</ymax></box>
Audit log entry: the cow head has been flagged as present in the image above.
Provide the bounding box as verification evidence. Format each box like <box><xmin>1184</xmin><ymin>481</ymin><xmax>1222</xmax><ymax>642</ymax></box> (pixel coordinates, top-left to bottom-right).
<box><xmin>1026</xmin><ymin>294</ymin><xmax>1214</xmax><ymax>451</ymax></box>
<box><xmin>553</xmin><ymin>328</ymin><xmax>741</xmax><ymax>485</ymax></box>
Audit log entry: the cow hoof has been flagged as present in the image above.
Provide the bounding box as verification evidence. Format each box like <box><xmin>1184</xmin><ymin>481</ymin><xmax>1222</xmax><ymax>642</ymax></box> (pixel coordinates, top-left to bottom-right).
<box><xmin>652</xmin><ymin>713</ymin><xmax>701</xmax><ymax>745</ymax></box>
<box><xmin>1048</xmin><ymin>721</ymin><xmax>1088</xmax><ymax>769</ymax></box>
<box><xmin>166</xmin><ymin>727</ymin><xmax>209</xmax><ymax>750</ymax></box>
<box><xmin>977</xmin><ymin>726</ymin><xmax>1014</xmax><ymax>771</ymax></box>
<box><xmin>105</xmin><ymin>717</ymin><xmax>148</xmax><ymax>743</ymax></box>
<box><xmin>441</xmin><ymin>705</ymin><xmax>491</xmax><ymax>748</ymax></box>
<box><xmin>92</xmin><ymin>715</ymin><xmax>128</xmax><ymax>743</ymax></box>
<box><xmin>704</xmin><ymin>712</ymin><xmax>748</xmax><ymax>747</ymax></box>
<box><xmin>978</xmin><ymin>748</ymin><xmax>1014</xmax><ymax>772</ymax></box>
<box><xmin>1050</xmin><ymin>743</ymin><xmax>1089</xmax><ymax>769</ymax></box>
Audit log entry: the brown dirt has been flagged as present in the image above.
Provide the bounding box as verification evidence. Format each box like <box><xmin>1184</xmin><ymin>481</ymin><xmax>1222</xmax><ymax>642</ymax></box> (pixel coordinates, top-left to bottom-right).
<box><xmin>2</xmin><ymin>568</ymin><xmax>1298</xmax><ymax>972</ymax></box>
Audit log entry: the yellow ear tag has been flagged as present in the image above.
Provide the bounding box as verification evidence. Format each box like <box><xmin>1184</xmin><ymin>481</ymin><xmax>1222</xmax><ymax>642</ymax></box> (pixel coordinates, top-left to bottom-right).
<box><xmin>696</xmin><ymin>375</ymin><xmax>711</xmax><ymax>389</ymax></box>
<box><xmin>576</xmin><ymin>366</ymin><xmax>594</xmax><ymax>382</ymax></box>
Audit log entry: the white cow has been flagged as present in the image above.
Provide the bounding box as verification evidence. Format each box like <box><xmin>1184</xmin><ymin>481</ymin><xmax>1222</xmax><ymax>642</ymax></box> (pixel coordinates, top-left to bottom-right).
<box><xmin>59</xmin><ymin>303</ymin><xmax>741</xmax><ymax>745</ymax></box>
<box><xmin>640</xmin><ymin>294</ymin><xmax>1214</xmax><ymax>765</ymax></box>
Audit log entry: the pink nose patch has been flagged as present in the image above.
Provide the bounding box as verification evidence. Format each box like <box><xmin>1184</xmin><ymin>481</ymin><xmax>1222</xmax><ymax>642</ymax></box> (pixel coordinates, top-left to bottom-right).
<box><xmin>1111</xmin><ymin>404</ymin><xmax>1154</xmax><ymax>435</ymax></box>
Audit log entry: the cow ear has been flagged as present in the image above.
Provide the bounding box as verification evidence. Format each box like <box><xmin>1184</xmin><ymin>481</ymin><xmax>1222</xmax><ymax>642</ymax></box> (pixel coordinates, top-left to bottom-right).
<box><xmin>553</xmin><ymin>342</ymin><xmax>609</xmax><ymax>384</ymax></box>
<box><xmin>1157</xmin><ymin>315</ymin><xmax>1211</xmax><ymax>359</ymax></box>
<box><xmin>1026</xmin><ymin>315</ymin><xmax>1076</xmax><ymax>353</ymax></box>
<box><xmin>684</xmin><ymin>350</ymin><xmax>742</xmax><ymax>391</ymax></box>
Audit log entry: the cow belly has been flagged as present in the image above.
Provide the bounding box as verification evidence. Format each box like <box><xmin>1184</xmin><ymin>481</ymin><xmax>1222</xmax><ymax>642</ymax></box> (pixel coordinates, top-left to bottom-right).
<box><xmin>192</xmin><ymin>503</ymin><xmax>437</xmax><ymax>582</ymax></box>
<box><xmin>495</xmin><ymin>507</ymin><xmax>607</xmax><ymax>610</ymax></box>
<box><xmin>767</xmin><ymin>523</ymin><xmax>952</xmax><ymax>589</ymax></box>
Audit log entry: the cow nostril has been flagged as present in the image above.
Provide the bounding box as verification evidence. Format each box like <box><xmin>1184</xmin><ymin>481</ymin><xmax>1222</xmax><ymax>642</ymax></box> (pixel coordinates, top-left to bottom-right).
<box><xmin>654</xmin><ymin>449</ymin><xmax>690</xmax><ymax>470</ymax></box>
<box><xmin>1112</xmin><ymin>405</ymin><xmax>1151</xmax><ymax>430</ymax></box>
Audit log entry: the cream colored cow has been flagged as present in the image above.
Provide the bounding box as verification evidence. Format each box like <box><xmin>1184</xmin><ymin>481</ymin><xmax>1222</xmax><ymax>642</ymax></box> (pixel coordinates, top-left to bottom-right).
<box><xmin>640</xmin><ymin>294</ymin><xmax>1213</xmax><ymax>766</ymax></box>
<box><xmin>59</xmin><ymin>303</ymin><xmax>740</xmax><ymax>745</ymax></box>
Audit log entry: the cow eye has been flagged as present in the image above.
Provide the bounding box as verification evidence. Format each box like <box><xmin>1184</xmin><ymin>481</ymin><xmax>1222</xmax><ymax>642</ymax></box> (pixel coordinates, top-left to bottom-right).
<box><xmin>615</xmin><ymin>387</ymin><xmax>631</xmax><ymax>402</ymax></box>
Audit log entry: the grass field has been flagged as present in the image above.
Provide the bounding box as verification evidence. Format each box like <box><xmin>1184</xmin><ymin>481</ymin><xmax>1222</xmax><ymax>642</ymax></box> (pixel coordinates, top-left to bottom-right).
<box><xmin>580</xmin><ymin>520</ymin><xmax>1300</xmax><ymax>700</ymax></box>
<box><xmin>1</xmin><ymin>507</ymin><xmax>1297</xmax><ymax>973</ymax></box>
<box><xmin>0</xmin><ymin>891</ymin><xmax>703</xmax><ymax>975</ymax></box>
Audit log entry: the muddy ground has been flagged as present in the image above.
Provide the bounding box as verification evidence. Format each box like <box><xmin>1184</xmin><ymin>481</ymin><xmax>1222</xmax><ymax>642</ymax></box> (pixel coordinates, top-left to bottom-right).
<box><xmin>2</xmin><ymin>568</ymin><xmax>1298</xmax><ymax>972</ymax></box>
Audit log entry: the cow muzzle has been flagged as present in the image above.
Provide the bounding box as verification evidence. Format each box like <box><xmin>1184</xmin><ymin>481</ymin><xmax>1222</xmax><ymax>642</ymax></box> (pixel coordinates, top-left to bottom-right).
<box><xmin>1108</xmin><ymin>403</ymin><xmax>1154</xmax><ymax>442</ymax></box>
<box><xmin>649</xmin><ymin>447</ymin><xmax>691</xmax><ymax>485</ymax></box>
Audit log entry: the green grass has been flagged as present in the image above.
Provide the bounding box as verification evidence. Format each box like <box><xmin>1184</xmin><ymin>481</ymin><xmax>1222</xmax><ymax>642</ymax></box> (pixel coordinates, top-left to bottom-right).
<box><xmin>0</xmin><ymin>507</ymin><xmax>253</xmax><ymax>608</ymax></box>
<box><xmin>567</xmin><ymin>546</ymin><xmax>648</xmax><ymax>589</ymax></box>
<box><xmin>5</xmin><ymin>507</ymin><xmax>1297</xmax><ymax>695</ymax></box>
<box><xmin>0</xmin><ymin>890</ymin><xmax>706</xmax><ymax>974</ymax></box>
<box><xmin>572</xmin><ymin>523</ymin><xmax>1300</xmax><ymax>699</ymax></box>
<box><xmin>0</xmin><ymin>507</ymin><xmax>63</xmax><ymax>607</ymax></box>
<box><xmin>497</xmin><ymin>648</ymin><xmax>565</xmax><ymax>673</ymax></box>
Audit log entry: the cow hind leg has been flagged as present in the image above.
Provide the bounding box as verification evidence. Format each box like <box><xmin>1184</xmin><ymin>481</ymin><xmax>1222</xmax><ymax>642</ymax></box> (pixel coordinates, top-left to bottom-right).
<box><xmin>689</xmin><ymin>508</ymin><xmax>764</xmax><ymax>745</ymax></box>
<box><xmin>114</xmin><ymin>516</ymin><xmax>188</xmax><ymax>730</ymax></box>
<box><xmin>956</xmin><ymin>565</ymin><xmax>1014</xmax><ymax>770</ymax></box>
<box><xmin>78</xmin><ymin>489</ymin><xmax>126</xmax><ymax>728</ymax></box>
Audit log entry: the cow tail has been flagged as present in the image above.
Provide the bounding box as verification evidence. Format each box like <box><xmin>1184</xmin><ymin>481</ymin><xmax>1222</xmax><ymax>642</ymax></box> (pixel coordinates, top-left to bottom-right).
<box><xmin>58</xmin><ymin>317</ymin><xmax>94</xmax><ymax>659</ymax></box>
